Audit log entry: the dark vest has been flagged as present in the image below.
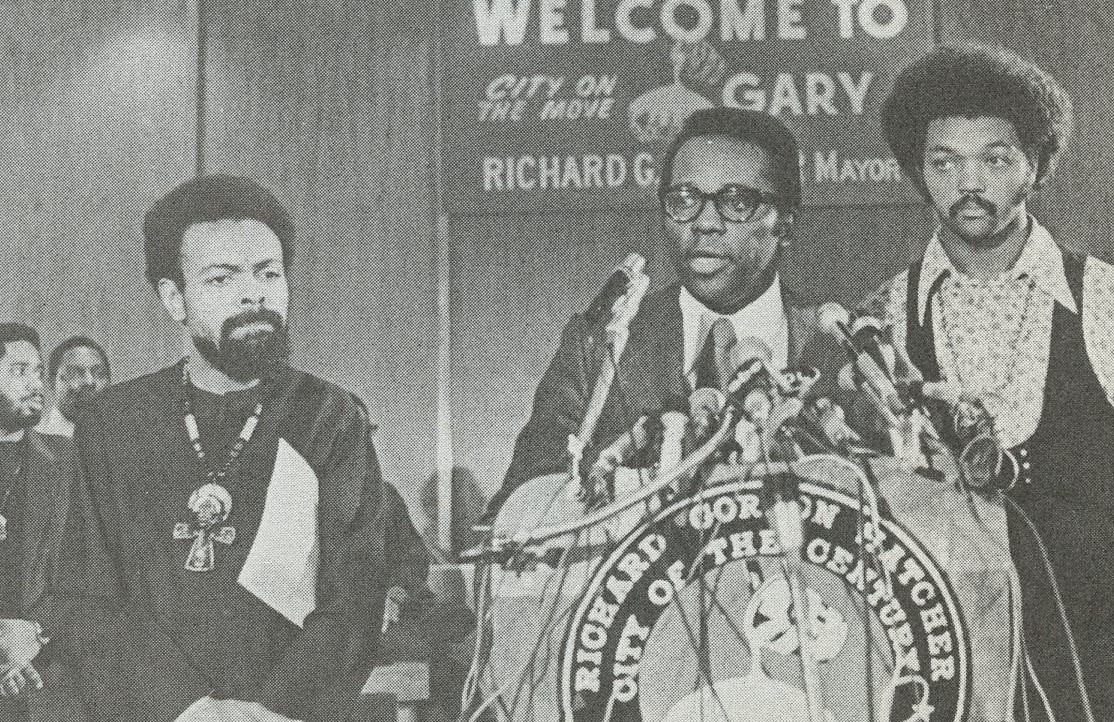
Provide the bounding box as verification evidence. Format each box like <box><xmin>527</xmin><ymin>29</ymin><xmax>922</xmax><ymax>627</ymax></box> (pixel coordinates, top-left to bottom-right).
<box><xmin>906</xmin><ymin>249</ymin><xmax>1114</xmax><ymax>720</ymax></box>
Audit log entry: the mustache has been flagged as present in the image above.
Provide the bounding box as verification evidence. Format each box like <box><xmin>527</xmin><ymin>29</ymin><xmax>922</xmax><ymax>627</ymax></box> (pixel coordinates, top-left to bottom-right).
<box><xmin>221</xmin><ymin>308</ymin><xmax>285</xmax><ymax>337</ymax></box>
<box><xmin>949</xmin><ymin>194</ymin><xmax>997</xmax><ymax>218</ymax></box>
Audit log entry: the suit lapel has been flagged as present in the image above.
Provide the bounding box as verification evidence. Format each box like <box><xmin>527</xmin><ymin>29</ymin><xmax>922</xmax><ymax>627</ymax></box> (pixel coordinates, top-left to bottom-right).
<box><xmin>615</xmin><ymin>285</ymin><xmax>687</xmax><ymax>409</ymax></box>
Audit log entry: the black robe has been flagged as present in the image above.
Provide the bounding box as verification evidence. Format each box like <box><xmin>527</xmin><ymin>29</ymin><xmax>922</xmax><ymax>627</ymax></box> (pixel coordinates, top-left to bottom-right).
<box><xmin>52</xmin><ymin>362</ymin><xmax>428</xmax><ymax>722</ymax></box>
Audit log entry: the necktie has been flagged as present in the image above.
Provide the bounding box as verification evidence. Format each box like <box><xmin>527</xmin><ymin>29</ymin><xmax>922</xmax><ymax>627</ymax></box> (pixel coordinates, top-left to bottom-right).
<box><xmin>692</xmin><ymin>317</ymin><xmax>737</xmax><ymax>390</ymax></box>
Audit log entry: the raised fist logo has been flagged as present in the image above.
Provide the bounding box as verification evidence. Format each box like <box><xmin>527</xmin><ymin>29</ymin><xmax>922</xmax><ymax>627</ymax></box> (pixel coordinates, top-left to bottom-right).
<box><xmin>627</xmin><ymin>40</ymin><xmax>726</xmax><ymax>144</ymax></box>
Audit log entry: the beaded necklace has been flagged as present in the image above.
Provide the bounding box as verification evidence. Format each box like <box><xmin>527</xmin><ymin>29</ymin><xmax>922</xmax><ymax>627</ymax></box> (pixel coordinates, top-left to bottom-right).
<box><xmin>175</xmin><ymin>362</ymin><xmax>270</xmax><ymax>572</ymax></box>
<box><xmin>181</xmin><ymin>364</ymin><xmax>266</xmax><ymax>485</ymax></box>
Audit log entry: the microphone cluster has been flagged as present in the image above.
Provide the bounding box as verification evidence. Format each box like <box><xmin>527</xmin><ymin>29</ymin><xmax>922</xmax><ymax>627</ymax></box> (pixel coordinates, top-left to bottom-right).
<box><xmin>562</xmin><ymin>256</ymin><xmax>1014</xmax><ymax>539</ymax></box>
<box><xmin>578</xmin><ymin>335</ymin><xmax>869</xmax><ymax>510</ymax></box>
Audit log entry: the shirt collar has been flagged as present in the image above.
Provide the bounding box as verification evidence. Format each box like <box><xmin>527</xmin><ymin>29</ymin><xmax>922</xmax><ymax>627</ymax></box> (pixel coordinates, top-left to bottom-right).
<box><xmin>680</xmin><ymin>274</ymin><xmax>784</xmax><ymax>325</ymax></box>
<box><xmin>679</xmin><ymin>274</ymin><xmax>788</xmax><ymax>369</ymax></box>
<box><xmin>916</xmin><ymin>217</ymin><xmax>1076</xmax><ymax>323</ymax></box>
<box><xmin>35</xmin><ymin>407</ymin><xmax>74</xmax><ymax>437</ymax></box>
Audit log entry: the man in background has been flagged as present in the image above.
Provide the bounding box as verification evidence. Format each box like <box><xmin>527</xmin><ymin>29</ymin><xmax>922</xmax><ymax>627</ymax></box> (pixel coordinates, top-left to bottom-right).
<box><xmin>0</xmin><ymin>324</ymin><xmax>82</xmax><ymax>721</ymax></box>
<box><xmin>36</xmin><ymin>337</ymin><xmax>110</xmax><ymax>438</ymax></box>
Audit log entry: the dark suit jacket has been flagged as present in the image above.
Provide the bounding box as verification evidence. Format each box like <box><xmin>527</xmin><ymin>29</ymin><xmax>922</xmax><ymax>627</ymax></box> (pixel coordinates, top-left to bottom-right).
<box><xmin>21</xmin><ymin>432</ymin><xmax>75</xmax><ymax>619</ymax></box>
<box><xmin>1</xmin><ymin>431</ymin><xmax>87</xmax><ymax>722</ymax></box>
<box><xmin>489</xmin><ymin>282</ymin><xmax>845</xmax><ymax>516</ymax></box>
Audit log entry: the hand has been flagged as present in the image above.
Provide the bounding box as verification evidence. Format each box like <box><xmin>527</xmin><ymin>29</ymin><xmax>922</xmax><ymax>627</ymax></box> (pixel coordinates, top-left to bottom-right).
<box><xmin>672</xmin><ymin>39</ymin><xmax>727</xmax><ymax>90</ymax></box>
<box><xmin>0</xmin><ymin>663</ymin><xmax>43</xmax><ymax>698</ymax></box>
<box><xmin>0</xmin><ymin>620</ymin><xmax>41</xmax><ymax>668</ymax></box>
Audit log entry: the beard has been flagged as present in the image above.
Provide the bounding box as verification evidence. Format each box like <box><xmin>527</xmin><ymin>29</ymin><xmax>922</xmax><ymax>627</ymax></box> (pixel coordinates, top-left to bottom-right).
<box><xmin>193</xmin><ymin>308</ymin><xmax>289</xmax><ymax>383</ymax></box>
<box><xmin>0</xmin><ymin>392</ymin><xmax>41</xmax><ymax>432</ymax></box>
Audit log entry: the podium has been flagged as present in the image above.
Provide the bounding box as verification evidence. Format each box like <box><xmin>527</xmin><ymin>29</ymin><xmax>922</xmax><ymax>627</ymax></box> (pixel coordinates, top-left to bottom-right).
<box><xmin>478</xmin><ymin>456</ymin><xmax>1015</xmax><ymax>722</ymax></box>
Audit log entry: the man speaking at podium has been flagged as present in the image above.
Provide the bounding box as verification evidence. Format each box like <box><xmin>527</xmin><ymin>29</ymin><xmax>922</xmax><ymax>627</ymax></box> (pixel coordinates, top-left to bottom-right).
<box><xmin>47</xmin><ymin>176</ymin><xmax>428</xmax><ymax>722</ymax></box>
<box><xmin>869</xmin><ymin>45</ymin><xmax>1114</xmax><ymax>720</ymax></box>
<box><xmin>489</xmin><ymin>107</ymin><xmax>841</xmax><ymax>517</ymax></box>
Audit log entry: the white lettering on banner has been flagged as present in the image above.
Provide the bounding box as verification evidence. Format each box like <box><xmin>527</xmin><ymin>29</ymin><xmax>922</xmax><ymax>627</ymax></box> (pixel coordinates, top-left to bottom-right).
<box><xmin>832</xmin><ymin>0</ymin><xmax>908</xmax><ymax>38</ymax></box>
<box><xmin>722</xmin><ymin>71</ymin><xmax>875</xmax><ymax>115</ymax></box>
<box><xmin>777</xmin><ymin>0</ymin><xmax>806</xmax><ymax>39</ymax></box>
<box><xmin>539</xmin><ymin>97</ymin><xmax>615</xmax><ymax>119</ymax></box>
<box><xmin>478</xmin><ymin>100</ymin><xmax>527</xmax><ymax>121</ymax></box>
<box><xmin>721</xmin><ymin>0</ymin><xmax>765</xmax><ymax>40</ymax></box>
<box><xmin>482</xmin><ymin>153</ymin><xmax>655</xmax><ymax>191</ymax></box>
<box><xmin>813</xmin><ymin>150</ymin><xmax>903</xmax><ymax>183</ymax></box>
<box><xmin>474</xmin><ymin>0</ymin><xmax>531</xmax><ymax>45</ymax></box>
<box><xmin>616</xmin><ymin>0</ymin><xmax>655</xmax><ymax>42</ymax></box>
<box><xmin>484</xmin><ymin>74</ymin><xmax>565</xmax><ymax>100</ymax></box>
<box><xmin>661</xmin><ymin>0</ymin><xmax>714</xmax><ymax>43</ymax></box>
<box><xmin>540</xmin><ymin>0</ymin><xmax>570</xmax><ymax>43</ymax></box>
<box><xmin>582</xmin><ymin>0</ymin><xmax>611</xmax><ymax>41</ymax></box>
<box><xmin>472</xmin><ymin>0</ymin><xmax>911</xmax><ymax>45</ymax></box>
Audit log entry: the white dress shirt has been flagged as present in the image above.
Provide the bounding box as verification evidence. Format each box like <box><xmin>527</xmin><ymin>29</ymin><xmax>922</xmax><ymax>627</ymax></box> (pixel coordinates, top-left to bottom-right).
<box><xmin>679</xmin><ymin>275</ymin><xmax>790</xmax><ymax>380</ymax></box>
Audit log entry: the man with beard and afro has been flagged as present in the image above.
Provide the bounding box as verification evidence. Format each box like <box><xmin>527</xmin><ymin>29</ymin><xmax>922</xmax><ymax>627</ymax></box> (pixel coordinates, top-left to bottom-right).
<box><xmin>51</xmin><ymin>176</ymin><xmax>431</xmax><ymax>722</ymax></box>
<box><xmin>0</xmin><ymin>324</ymin><xmax>85</xmax><ymax>722</ymax></box>
<box><xmin>866</xmin><ymin>44</ymin><xmax>1114</xmax><ymax>721</ymax></box>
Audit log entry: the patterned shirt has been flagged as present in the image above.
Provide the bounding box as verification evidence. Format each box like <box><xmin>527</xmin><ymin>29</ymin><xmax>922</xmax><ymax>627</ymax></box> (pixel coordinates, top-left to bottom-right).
<box><xmin>866</xmin><ymin>218</ymin><xmax>1114</xmax><ymax>448</ymax></box>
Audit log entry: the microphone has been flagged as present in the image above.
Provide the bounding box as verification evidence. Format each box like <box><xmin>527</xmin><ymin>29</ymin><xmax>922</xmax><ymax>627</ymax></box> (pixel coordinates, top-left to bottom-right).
<box><xmin>725</xmin><ymin>337</ymin><xmax>777</xmax><ymax>425</ymax></box>
<box><xmin>819</xmin><ymin>302</ymin><xmax>904</xmax><ymax>419</ymax></box>
<box><xmin>850</xmin><ymin>315</ymin><xmax>892</xmax><ymax>375</ymax></box>
<box><xmin>799</xmin><ymin>397</ymin><xmax>876</xmax><ymax>456</ymax></box>
<box><xmin>817</xmin><ymin>302</ymin><xmax>854</xmax><ymax>347</ymax></box>
<box><xmin>581</xmin><ymin>415</ymin><xmax>653</xmax><ymax>508</ymax></box>
<box><xmin>819</xmin><ymin>303</ymin><xmax>892</xmax><ymax>371</ymax></box>
<box><xmin>659</xmin><ymin>411</ymin><xmax>687</xmax><ymax>472</ymax></box>
<box><xmin>688</xmin><ymin>387</ymin><xmax>727</xmax><ymax>442</ymax></box>
<box><xmin>568</xmin><ymin>254</ymin><xmax>650</xmax><ymax>481</ymax></box>
<box><xmin>583</xmin><ymin>252</ymin><xmax>647</xmax><ymax>327</ymax></box>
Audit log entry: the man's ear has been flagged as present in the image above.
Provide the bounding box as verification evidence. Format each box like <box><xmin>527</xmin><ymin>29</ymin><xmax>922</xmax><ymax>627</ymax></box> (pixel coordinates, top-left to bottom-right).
<box><xmin>157</xmin><ymin>278</ymin><xmax>186</xmax><ymax>324</ymax></box>
<box><xmin>773</xmin><ymin>210</ymin><xmax>798</xmax><ymax>241</ymax></box>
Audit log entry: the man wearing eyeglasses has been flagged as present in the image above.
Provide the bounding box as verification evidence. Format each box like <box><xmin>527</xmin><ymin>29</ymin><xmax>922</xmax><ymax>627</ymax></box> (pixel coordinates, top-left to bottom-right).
<box><xmin>489</xmin><ymin>107</ymin><xmax>841</xmax><ymax>516</ymax></box>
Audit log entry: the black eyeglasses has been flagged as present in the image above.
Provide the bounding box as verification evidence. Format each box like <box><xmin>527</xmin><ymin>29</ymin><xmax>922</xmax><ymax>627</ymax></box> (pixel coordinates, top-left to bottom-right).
<box><xmin>659</xmin><ymin>183</ymin><xmax>780</xmax><ymax>223</ymax></box>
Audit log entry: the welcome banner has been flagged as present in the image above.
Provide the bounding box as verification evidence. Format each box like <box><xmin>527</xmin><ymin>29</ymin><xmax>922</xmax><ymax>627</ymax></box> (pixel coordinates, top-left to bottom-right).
<box><xmin>440</xmin><ymin>0</ymin><xmax>934</xmax><ymax>214</ymax></box>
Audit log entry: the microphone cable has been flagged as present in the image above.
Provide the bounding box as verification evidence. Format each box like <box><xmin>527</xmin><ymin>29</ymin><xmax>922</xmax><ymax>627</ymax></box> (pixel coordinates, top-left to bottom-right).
<box><xmin>1003</xmin><ymin>495</ymin><xmax>1094</xmax><ymax>722</ymax></box>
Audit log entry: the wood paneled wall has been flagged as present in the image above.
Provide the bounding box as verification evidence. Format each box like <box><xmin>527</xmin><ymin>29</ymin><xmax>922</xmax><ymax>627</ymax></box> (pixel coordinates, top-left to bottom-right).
<box><xmin>2</xmin><ymin>0</ymin><xmax>1112</xmax><ymax>525</ymax></box>
<box><xmin>201</xmin><ymin>0</ymin><xmax>441</xmax><ymax>509</ymax></box>
<box><xmin>0</xmin><ymin>0</ymin><xmax>196</xmax><ymax>381</ymax></box>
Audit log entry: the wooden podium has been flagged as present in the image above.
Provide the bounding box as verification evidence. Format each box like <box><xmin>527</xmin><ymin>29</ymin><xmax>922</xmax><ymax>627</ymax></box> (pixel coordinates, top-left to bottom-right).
<box><xmin>477</xmin><ymin>455</ymin><xmax>1014</xmax><ymax>722</ymax></box>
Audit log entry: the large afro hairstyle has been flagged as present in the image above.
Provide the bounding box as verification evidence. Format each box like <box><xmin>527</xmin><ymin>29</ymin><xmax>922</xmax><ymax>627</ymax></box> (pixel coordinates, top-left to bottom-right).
<box><xmin>881</xmin><ymin>43</ymin><xmax>1073</xmax><ymax>192</ymax></box>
